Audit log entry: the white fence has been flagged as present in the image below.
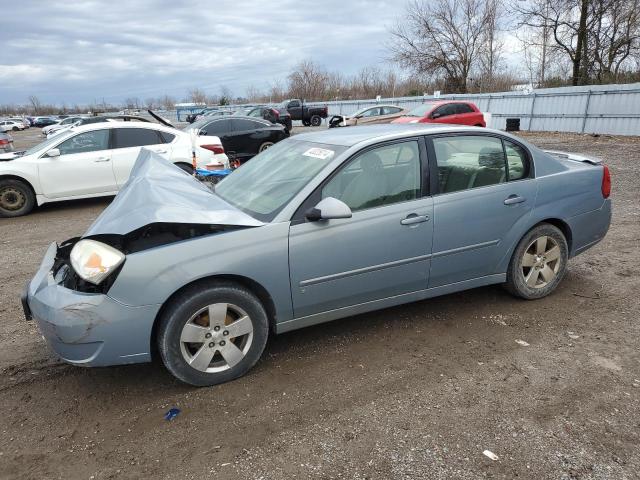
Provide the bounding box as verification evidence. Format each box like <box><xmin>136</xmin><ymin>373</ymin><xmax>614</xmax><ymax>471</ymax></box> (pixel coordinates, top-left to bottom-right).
<box><xmin>303</xmin><ymin>82</ymin><xmax>640</xmax><ymax>136</ymax></box>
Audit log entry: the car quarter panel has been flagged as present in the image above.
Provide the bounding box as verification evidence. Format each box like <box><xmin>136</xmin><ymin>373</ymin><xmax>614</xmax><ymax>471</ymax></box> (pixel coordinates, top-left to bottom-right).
<box><xmin>106</xmin><ymin>222</ymin><xmax>294</xmax><ymax>322</ymax></box>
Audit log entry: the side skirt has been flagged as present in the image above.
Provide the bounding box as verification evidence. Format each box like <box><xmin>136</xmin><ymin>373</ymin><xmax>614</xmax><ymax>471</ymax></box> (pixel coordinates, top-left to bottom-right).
<box><xmin>275</xmin><ymin>273</ymin><xmax>507</xmax><ymax>334</ymax></box>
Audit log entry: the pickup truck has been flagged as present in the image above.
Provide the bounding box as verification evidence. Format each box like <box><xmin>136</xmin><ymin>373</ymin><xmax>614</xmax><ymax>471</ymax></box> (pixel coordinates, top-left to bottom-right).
<box><xmin>277</xmin><ymin>99</ymin><xmax>328</xmax><ymax>127</ymax></box>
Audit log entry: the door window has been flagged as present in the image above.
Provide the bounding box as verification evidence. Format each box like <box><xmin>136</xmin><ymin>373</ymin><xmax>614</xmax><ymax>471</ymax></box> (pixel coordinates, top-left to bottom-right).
<box><xmin>57</xmin><ymin>129</ymin><xmax>110</xmax><ymax>155</ymax></box>
<box><xmin>433</xmin><ymin>136</ymin><xmax>506</xmax><ymax>193</ymax></box>
<box><xmin>204</xmin><ymin>120</ymin><xmax>231</xmax><ymax>136</ymax></box>
<box><xmin>322</xmin><ymin>140</ymin><xmax>421</xmax><ymax>211</ymax></box>
<box><xmin>455</xmin><ymin>103</ymin><xmax>475</xmax><ymax>114</ymax></box>
<box><xmin>113</xmin><ymin>128</ymin><xmax>163</xmax><ymax>149</ymax></box>
<box><xmin>432</xmin><ymin>104</ymin><xmax>456</xmax><ymax>118</ymax></box>
<box><xmin>158</xmin><ymin>131</ymin><xmax>176</xmax><ymax>143</ymax></box>
<box><xmin>360</xmin><ymin>108</ymin><xmax>380</xmax><ymax>117</ymax></box>
<box><xmin>504</xmin><ymin>140</ymin><xmax>528</xmax><ymax>180</ymax></box>
<box><xmin>289</xmin><ymin>100</ymin><xmax>301</xmax><ymax>108</ymax></box>
<box><xmin>232</xmin><ymin>119</ymin><xmax>264</xmax><ymax>131</ymax></box>
<box><xmin>382</xmin><ymin>106</ymin><xmax>402</xmax><ymax>115</ymax></box>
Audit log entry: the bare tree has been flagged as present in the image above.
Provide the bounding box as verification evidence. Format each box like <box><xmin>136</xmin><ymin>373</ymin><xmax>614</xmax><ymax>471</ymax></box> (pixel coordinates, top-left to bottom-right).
<box><xmin>219</xmin><ymin>86</ymin><xmax>233</xmax><ymax>105</ymax></box>
<box><xmin>287</xmin><ymin>60</ymin><xmax>329</xmax><ymax>100</ymax></box>
<box><xmin>158</xmin><ymin>95</ymin><xmax>176</xmax><ymax>110</ymax></box>
<box><xmin>188</xmin><ymin>88</ymin><xmax>207</xmax><ymax>105</ymax></box>
<box><xmin>389</xmin><ymin>0</ymin><xmax>500</xmax><ymax>93</ymax></box>
<box><xmin>28</xmin><ymin>95</ymin><xmax>42</xmax><ymax>114</ymax></box>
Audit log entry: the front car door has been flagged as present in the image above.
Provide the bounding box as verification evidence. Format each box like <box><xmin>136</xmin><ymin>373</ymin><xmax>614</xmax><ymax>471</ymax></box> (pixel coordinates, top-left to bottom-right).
<box><xmin>110</xmin><ymin>127</ymin><xmax>172</xmax><ymax>186</ymax></box>
<box><xmin>355</xmin><ymin>107</ymin><xmax>381</xmax><ymax>125</ymax></box>
<box><xmin>427</xmin><ymin>134</ymin><xmax>537</xmax><ymax>287</ymax></box>
<box><xmin>288</xmin><ymin>139</ymin><xmax>433</xmax><ymax>318</ymax></box>
<box><xmin>429</xmin><ymin>104</ymin><xmax>457</xmax><ymax>124</ymax></box>
<box><xmin>37</xmin><ymin>128</ymin><xmax>116</xmax><ymax>199</ymax></box>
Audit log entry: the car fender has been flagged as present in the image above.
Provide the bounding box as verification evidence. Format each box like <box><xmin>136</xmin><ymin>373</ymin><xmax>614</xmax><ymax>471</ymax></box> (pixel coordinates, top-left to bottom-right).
<box><xmin>0</xmin><ymin>163</ymin><xmax>42</xmax><ymax>197</ymax></box>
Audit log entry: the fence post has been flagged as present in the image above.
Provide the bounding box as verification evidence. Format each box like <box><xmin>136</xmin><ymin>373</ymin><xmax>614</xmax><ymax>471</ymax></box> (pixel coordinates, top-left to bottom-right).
<box><xmin>581</xmin><ymin>89</ymin><xmax>592</xmax><ymax>133</ymax></box>
<box><xmin>529</xmin><ymin>92</ymin><xmax>537</xmax><ymax>131</ymax></box>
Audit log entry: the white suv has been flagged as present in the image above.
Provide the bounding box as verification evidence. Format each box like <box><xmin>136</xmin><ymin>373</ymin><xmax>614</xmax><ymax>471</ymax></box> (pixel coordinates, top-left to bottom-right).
<box><xmin>0</xmin><ymin>121</ymin><xmax>228</xmax><ymax>217</ymax></box>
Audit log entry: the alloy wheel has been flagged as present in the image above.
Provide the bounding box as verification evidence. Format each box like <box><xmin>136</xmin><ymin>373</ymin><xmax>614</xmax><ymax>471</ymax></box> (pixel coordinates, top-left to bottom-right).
<box><xmin>521</xmin><ymin>235</ymin><xmax>561</xmax><ymax>289</ymax></box>
<box><xmin>180</xmin><ymin>303</ymin><xmax>253</xmax><ymax>373</ymax></box>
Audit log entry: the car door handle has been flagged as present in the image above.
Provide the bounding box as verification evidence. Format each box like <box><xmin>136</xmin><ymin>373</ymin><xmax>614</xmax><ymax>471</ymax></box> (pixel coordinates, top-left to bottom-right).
<box><xmin>94</xmin><ymin>157</ymin><xmax>110</xmax><ymax>162</ymax></box>
<box><xmin>153</xmin><ymin>149</ymin><xmax>168</xmax><ymax>154</ymax></box>
<box><xmin>400</xmin><ymin>214</ymin><xmax>429</xmax><ymax>225</ymax></box>
<box><xmin>504</xmin><ymin>195</ymin><xmax>525</xmax><ymax>205</ymax></box>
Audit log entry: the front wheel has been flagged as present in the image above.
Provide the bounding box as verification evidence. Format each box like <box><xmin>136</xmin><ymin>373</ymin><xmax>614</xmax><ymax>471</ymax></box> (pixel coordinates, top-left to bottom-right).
<box><xmin>504</xmin><ymin>223</ymin><xmax>568</xmax><ymax>300</ymax></box>
<box><xmin>157</xmin><ymin>282</ymin><xmax>269</xmax><ymax>386</ymax></box>
<box><xmin>259</xmin><ymin>142</ymin><xmax>274</xmax><ymax>152</ymax></box>
<box><xmin>0</xmin><ymin>179</ymin><xmax>35</xmax><ymax>217</ymax></box>
<box><xmin>310</xmin><ymin>115</ymin><xmax>322</xmax><ymax>127</ymax></box>
<box><xmin>12</xmin><ymin>127</ymin><xmax>19</xmax><ymax>131</ymax></box>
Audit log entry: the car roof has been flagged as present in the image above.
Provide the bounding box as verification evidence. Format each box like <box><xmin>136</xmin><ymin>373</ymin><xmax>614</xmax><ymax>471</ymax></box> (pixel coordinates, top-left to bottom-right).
<box><xmin>292</xmin><ymin>124</ymin><xmax>494</xmax><ymax>147</ymax></box>
<box><xmin>66</xmin><ymin>120</ymin><xmax>173</xmax><ymax>134</ymax></box>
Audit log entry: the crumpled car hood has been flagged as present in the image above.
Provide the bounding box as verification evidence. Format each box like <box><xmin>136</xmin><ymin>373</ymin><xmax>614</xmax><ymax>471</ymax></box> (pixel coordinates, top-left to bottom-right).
<box><xmin>84</xmin><ymin>149</ymin><xmax>263</xmax><ymax>236</ymax></box>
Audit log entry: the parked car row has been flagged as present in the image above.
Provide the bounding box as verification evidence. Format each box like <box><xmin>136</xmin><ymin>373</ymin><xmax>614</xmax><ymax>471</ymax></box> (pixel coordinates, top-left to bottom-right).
<box><xmin>329</xmin><ymin>100</ymin><xmax>486</xmax><ymax>129</ymax></box>
<box><xmin>0</xmin><ymin>120</ymin><xmax>228</xmax><ymax>217</ymax></box>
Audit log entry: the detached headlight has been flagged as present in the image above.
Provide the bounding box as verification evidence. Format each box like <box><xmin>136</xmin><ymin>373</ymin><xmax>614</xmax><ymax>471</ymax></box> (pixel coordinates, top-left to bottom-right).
<box><xmin>70</xmin><ymin>239</ymin><xmax>125</xmax><ymax>285</ymax></box>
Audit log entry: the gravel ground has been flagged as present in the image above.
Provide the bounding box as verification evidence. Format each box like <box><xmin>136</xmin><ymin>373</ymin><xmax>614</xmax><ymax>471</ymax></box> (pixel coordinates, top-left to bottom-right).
<box><xmin>0</xmin><ymin>128</ymin><xmax>638</xmax><ymax>480</ymax></box>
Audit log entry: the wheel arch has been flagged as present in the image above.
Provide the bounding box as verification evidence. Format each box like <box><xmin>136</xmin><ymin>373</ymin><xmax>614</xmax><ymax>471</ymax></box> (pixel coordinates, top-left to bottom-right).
<box><xmin>536</xmin><ymin>217</ymin><xmax>573</xmax><ymax>253</ymax></box>
<box><xmin>149</xmin><ymin>273</ymin><xmax>278</xmax><ymax>358</ymax></box>
<box><xmin>0</xmin><ymin>174</ymin><xmax>38</xmax><ymax>198</ymax></box>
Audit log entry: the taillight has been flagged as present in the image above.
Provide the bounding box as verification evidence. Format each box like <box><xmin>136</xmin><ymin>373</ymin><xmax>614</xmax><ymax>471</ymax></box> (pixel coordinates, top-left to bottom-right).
<box><xmin>201</xmin><ymin>144</ymin><xmax>225</xmax><ymax>155</ymax></box>
<box><xmin>0</xmin><ymin>139</ymin><xmax>8</xmax><ymax>146</ymax></box>
<box><xmin>601</xmin><ymin>164</ymin><xmax>611</xmax><ymax>198</ymax></box>
<box><xmin>271</xmin><ymin>108</ymin><xmax>280</xmax><ymax>119</ymax></box>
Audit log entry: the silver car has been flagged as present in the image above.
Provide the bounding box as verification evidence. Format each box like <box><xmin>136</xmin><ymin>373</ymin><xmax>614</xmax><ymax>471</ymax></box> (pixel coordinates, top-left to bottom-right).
<box><xmin>23</xmin><ymin>125</ymin><xmax>612</xmax><ymax>386</ymax></box>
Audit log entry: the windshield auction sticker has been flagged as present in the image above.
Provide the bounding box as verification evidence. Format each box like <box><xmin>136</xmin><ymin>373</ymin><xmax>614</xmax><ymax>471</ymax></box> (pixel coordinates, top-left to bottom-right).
<box><xmin>303</xmin><ymin>147</ymin><xmax>334</xmax><ymax>160</ymax></box>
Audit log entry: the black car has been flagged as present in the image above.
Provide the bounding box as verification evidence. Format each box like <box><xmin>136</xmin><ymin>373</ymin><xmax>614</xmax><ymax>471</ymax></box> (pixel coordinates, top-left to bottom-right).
<box><xmin>32</xmin><ymin>117</ymin><xmax>57</xmax><ymax>127</ymax></box>
<box><xmin>243</xmin><ymin>106</ymin><xmax>293</xmax><ymax>132</ymax></box>
<box><xmin>187</xmin><ymin>116</ymin><xmax>288</xmax><ymax>163</ymax></box>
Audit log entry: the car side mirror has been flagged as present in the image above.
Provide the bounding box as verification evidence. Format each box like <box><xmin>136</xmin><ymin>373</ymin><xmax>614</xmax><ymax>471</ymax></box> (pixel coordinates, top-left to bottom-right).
<box><xmin>306</xmin><ymin>197</ymin><xmax>352</xmax><ymax>221</ymax></box>
<box><xmin>45</xmin><ymin>148</ymin><xmax>60</xmax><ymax>157</ymax></box>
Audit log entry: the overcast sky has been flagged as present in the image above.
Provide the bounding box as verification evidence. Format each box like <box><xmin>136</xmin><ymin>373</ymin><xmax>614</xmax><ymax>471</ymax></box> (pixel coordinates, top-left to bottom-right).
<box><xmin>1</xmin><ymin>0</ymin><xmax>416</xmax><ymax>105</ymax></box>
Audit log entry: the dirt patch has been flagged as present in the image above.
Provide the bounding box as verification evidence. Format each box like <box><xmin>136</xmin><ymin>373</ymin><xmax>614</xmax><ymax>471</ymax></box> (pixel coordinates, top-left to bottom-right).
<box><xmin>0</xmin><ymin>130</ymin><xmax>638</xmax><ymax>479</ymax></box>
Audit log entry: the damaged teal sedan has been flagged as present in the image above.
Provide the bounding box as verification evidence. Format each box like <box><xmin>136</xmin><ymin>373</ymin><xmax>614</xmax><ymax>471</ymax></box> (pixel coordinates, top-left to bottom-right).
<box><xmin>23</xmin><ymin>125</ymin><xmax>611</xmax><ymax>386</ymax></box>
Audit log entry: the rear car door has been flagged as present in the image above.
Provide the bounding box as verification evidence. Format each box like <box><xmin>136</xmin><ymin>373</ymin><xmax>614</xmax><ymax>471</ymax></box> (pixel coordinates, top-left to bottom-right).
<box><xmin>287</xmin><ymin>100</ymin><xmax>303</xmax><ymax>120</ymax></box>
<box><xmin>288</xmin><ymin>139</ymin><xmax>433</xmax><ymax>318</ymax></box>
<box><xmin>427</xmin><ymin>134</ymin><xmax>537</xmax><ymax>287</ymax></box>
<box><xmin>203</xmin><ymin>119</ymin><xmax>232</xmax><ymax>153</ymax></box>
<box><xmin>38</xmin><ymin>128</ymin><xmax>116</xmax><ymax>198</ymax></box>
<box><xmin>455</xmin><ymin>103</ymin><xmax>480</xmax><ymax>126</ymax></box>
<box><xmin>110</xmin><ymin>127</ymin><xmax>172</xmax><ymax>187</ymax></box>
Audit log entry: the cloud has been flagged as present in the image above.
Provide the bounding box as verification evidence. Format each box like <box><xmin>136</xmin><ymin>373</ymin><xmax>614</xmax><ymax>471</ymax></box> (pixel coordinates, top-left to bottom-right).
<box><xmin>1</xmin><ymin>0</ymin><xmax>407</xmax><ymax>104</ymax></box>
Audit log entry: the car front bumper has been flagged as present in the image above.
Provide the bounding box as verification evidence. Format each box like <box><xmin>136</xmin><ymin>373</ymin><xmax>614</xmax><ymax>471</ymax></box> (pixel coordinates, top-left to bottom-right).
<box><xmin>24</xmin><ymin>243</ymin><xmax>161</xmax><ymax>367</ymax></box>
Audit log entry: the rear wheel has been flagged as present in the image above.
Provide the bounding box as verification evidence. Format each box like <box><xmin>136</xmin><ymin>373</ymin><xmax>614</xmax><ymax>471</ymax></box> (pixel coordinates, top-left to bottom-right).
<box><xmin>505</xmin><ymin>223</ymin><xmax>568</xmax><ymax>299</ymax></box>
<box><xmin>157</xmin><ymin>281</ymin><xmax>269</xmax><ymax>386</ymax></box>
<box><xmin>0</xmin><ymin>179</ymin><xmax>35</xmax><ymax>217</ymax></box>
<box><xmin>310</xmin><ymin>115</ymin><xmax>322</xmax><ymax>127</ymax></box>
<box><xmin>259</xmin><ymin>142</ymin><xmax>274</xmax><ymax>152</ymax></box>
<box><xmin>12</xmin><ymin>127</ymin><xmax>19</xmax><ymax>131</ymax></box>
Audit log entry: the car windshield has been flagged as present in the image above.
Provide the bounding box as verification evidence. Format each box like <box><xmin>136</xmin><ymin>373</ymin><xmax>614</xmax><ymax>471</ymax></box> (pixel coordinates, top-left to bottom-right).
<box><xmin>215</xmin><ymin>139</ymin><xmax>346</xmax><ymax>222</ymax></box>
<box><xmin>406</xmin><ymin>102</ymin><xmax>439</xmax><ymax>117</ymax></box>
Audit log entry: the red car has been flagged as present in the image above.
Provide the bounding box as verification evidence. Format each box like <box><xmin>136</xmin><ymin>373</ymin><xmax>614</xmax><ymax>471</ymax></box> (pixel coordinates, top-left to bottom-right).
<box><xmin>392</xmin><ymin>101</ymin><xmax>485</xmax><ymax>127</ymax></box>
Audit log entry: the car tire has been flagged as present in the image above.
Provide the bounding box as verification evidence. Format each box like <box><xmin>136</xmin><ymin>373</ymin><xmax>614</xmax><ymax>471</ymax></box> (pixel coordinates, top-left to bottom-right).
<box><xmin>157</xmin><ymin>281</ymin><xmax>269</xmax><ymax>387</ymax></box>
<box><xmin>504</xmin><ymin>223</ymin><xmax>568</xmax><ymax>300</ymax></box>
<box><xmin>175</xmin><ymin>163</ymin><xmax>194</xmax><ymax>175</ymax></box>
<box><xmin>259</xmin><ymin>142</ymin><xmax>274</xmax><ymax>152</ymax></box>
<box><xmin>12</xmin><ymin>127</ymin><xmax>19</xmax><ymax>131</ymax></box>
<box><xmin>0</xmin><ymin>179</ymin><xmax>36</xmax><ymax>217</ymax></box>
<box><xmin>310</xmin><ymin>115</ymin><xmax>322</xmax><ymax>127</ymax></box>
